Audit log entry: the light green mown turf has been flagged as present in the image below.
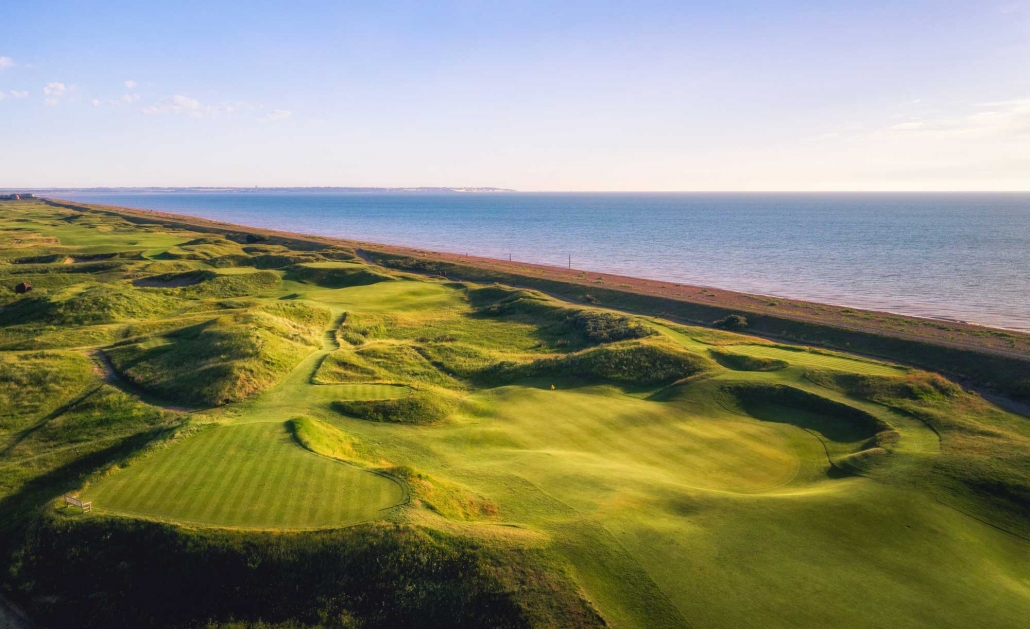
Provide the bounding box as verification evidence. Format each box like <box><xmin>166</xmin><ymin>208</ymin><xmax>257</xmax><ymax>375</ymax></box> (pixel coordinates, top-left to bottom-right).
<box><xmin>722</xmin><ymin>342</ymin><xmax>907</xmax><ymax>375</ymax></box>
<box><xmin>85</xmin><ymin>422</ymin><xmax>404</xmax><ymax>528</ymax></box>
<box><xmin>326</xmin><ymin>383</ymin><xmax>411</xmax><ymax>400</ymax></box>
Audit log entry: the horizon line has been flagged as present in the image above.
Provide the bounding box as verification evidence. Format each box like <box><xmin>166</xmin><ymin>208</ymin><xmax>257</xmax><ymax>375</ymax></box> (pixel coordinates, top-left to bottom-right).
<box><xmin>5</xmin><ymin>187</ymin><xmax>1030</xmax><ymax>194</ymax></box>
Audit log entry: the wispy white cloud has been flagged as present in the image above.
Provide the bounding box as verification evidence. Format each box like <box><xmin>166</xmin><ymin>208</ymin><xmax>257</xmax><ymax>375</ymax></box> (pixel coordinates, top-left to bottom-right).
<box><xmin>43</xmin><ymin>82</ymin><xmax>66</xmax><ymax>97</ymax></box>
<box><xmin>124</xmin><ymin>80</ymin><xmax>137</xmax><ymax>89</ymax></box>
<box><xmin>890</xmin><ymin>121</ymin><xmax>926</xmax><ymax>130</ymax></box>
<box><xmin>9</xmin><ymin>90</ymin><xmax>28</xmax><ymax>98</ymax></box>
<box><xmin>258</xmin><ymin>109</ymin><xmax>291</xmax><ymax>121</ymax></box>
<box><xmin>142</xmin><ymin>94</ymin><xmax>242</xmax><ymax>118</ymax></box>
<box><xmin>0</xmin><ymin>56</ymin><xmax>14</xmax><ymax>70</ymax></box>
<box><xmin>92</xmin><ymin>99</ymin><xmax>100</xmax><ymax>107</ymax></box>
<box><xmin>121</xmin><ymin>93</ymin><xmax>140</xmax><ymax>103</ymax></box>
<box><xmin>888</xmin><ymin>99</ymin><xmax>1030</xmax><ymax>138</ymax></box>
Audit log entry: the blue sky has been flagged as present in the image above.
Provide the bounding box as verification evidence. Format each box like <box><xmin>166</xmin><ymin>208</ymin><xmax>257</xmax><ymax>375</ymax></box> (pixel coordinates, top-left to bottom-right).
<box><xmin>1</xmin><ymin>1</ymin><xmax>1028</xmax><ymax>190</ymax></box>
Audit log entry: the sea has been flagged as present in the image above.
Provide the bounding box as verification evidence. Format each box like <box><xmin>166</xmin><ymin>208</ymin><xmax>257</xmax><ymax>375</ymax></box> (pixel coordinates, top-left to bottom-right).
<box><xmin>54</xmin><ymin>192</ymin><xmax>1030</xmax><ymax>331</ymax></box>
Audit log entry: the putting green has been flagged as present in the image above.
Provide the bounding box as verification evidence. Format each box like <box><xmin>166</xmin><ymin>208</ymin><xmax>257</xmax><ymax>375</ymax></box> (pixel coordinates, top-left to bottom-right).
<box><xmin>85</xmin><ymin>422</ymin><xmax>404</xmax><ymax>528</ymax></box>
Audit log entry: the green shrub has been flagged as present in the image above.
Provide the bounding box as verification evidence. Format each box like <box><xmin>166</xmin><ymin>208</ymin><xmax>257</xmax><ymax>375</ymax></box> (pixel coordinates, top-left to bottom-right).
<box><xmin>714</xmin><ymin>314</ymin><xmax>748</xmax><ymax>331</ymax></box>
<box><xmin>565</xmin><ymin>310</ymin><xmax>654</xmax><ymax>343</ymax></box>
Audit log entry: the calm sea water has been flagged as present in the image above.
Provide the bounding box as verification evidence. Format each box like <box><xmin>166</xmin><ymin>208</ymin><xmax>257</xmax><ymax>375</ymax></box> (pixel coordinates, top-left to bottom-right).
<box><xmin>57</xmin><ymin>192</ymin><xmax>1030</xmax><ymax>331</ymax></box>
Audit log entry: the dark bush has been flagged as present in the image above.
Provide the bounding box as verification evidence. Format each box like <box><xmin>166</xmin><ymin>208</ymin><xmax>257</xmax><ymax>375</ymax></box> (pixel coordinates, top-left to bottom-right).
<box><xmin>714</xmin><ymin>314</ymin><xmax>748</xmax><ymax>331</ymax></box>
<box><xmin>566</xmin><ymin>311</ymin><xmax>654</xmax><ymax>344</ymax></box>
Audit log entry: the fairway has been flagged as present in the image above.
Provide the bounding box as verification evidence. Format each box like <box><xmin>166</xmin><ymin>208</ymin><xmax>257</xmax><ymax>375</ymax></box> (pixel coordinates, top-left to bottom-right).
<box><xmin>85</xmin><ymin>422</ymin><xmax>404</xmax><ymax>528</ymax></box>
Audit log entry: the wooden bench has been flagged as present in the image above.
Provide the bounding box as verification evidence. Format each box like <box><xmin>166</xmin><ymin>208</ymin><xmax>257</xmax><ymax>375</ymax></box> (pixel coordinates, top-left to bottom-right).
<box><xmin>64</xmin><ymin>494</ymin><xmax>92</xmax><ymax>513</ymax></box>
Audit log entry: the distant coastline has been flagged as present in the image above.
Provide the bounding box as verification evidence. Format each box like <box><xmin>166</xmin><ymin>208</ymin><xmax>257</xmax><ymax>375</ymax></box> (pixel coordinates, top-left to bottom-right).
<box><xmin>1</xmin><ymin>186</ymin><xmax>518</xmax><ymax>194</ymax></box>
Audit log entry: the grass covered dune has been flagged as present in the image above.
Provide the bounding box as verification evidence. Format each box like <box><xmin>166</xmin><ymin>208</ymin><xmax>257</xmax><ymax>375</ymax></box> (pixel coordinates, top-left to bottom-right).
<box><xmin>1</xmin><ymin>198</ymin><xmax>1029</xmax><ymax>628</ymax></box>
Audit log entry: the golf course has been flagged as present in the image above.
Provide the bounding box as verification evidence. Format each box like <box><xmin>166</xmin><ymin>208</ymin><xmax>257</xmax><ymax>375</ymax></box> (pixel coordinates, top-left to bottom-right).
<box><xmin>1</xmin><ymin>197</ymin><xmax>1028</xmax><ymax>628</ymax></box>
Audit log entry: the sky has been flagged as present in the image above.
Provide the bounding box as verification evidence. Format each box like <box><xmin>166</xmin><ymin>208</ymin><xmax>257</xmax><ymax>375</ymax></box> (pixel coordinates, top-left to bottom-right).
<box><xmin>1</xmin><ymin>1</ymin><xmax>1028</xmax><ymax>191</ymax></box>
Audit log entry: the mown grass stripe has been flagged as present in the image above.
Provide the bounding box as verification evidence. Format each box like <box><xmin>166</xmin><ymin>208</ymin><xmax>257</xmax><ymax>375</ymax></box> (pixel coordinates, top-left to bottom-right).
<box><xmin>177</xmin><ymin>427</ymin><xmax>240</xmax><ymax>520</ymax></box>
<box><xmin>222</xmin><ymin>426</ymin><xmax>281</xmax><ymax>526</ymax></box>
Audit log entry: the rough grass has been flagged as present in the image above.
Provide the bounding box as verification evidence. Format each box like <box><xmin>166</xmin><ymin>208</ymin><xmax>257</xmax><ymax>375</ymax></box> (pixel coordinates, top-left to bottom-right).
<box><xmin>386</xmin><ymin>465</ymin><xmax>498</xmax><ymax>521</ymax></box>
<box><xmin>161</xmin><ymin>237</ymin><xmax>246</xmax><ymax>260</ymax></box>
<box><xmin>480</xmin><ymin>338</ymin><xmax>714</xmax><ymax>387</ymax></box>
<box><xmin>285</xmin><ymin>262</ymin><xmax>395</xmax><ymax>288</ymax></box>
<box><xmin>287</xmin><ymin>415</ymin><xmax>359</xmax><ymax>462</ymax></box>
<box><xmin>0</xmin><ymin>351</ymin><xmax>95</xmax><ymax>433</ymax></box>
<box><xmin>105</xmin><ymin>302</ymin><xmax>330</xmax><ymax>406</ymax></box>
<box><xmin>0</xmin><ymin>284</ymin><xmax>182</xmax><ymax>326</ymax></box>
<box><xmin>806</xmin><ymin>369</ymin><xmax>1030</xmax><ymax>535</ymax></box>
<box><xmin>333</xmin><ymin>389</ymin><xmax>455</xmax><ymax>425</ymax></box>
<box><xmin>13</xmin><ymin>518</ymin><xmax>603</xmax><ymax>629</ymax></box>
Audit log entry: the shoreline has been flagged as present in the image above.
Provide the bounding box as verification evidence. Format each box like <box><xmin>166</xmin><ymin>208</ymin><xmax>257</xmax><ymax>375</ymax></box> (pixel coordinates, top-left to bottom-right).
<box><xmin>44</xmin><ymin>196</ymin><xmax>1030</xmax><ymax>358</ymax></box>
<box><xmin>47</xmin><ymin>192</ymin><xmax>1030</xmax><ymax>334</ymax></box>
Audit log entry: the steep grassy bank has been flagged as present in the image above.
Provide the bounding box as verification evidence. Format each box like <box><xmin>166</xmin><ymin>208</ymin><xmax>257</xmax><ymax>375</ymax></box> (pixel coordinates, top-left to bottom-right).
<box><xmin>13</xmin><ymin>516</ymin><xmax>603</xmax><ymax>629</ymax></box>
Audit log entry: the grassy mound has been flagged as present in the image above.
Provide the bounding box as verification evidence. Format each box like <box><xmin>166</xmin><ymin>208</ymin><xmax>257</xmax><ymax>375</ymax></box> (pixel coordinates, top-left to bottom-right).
<box><xmin>312</xmin><ymin>348</ymin><xmax>380</xmax><ymax>383</ymax></box>
<box><xmin>132</xmin><ymin>269</ymin><xmax>282</xmax><ymax>298</ymax></box>
<box><xmin>105</xmin><ymin>302</ymin><xmax>331</xmax><ymax>405</ymax></box>
<box><xmin>311</xmin><ymin>347</ymin><xmax>451</xmax><ymax>389</ymax></box>
<box><xmin>285</xmin><ymin>262</ymin><xmax>395</xmax><ymax>288</ymax></box>
<box><xmin>807</xmin><ymin>369</ymin><xmax>1030</xmax><ymax>534</ymax></box>
<box><xmin>806</xmin><ymin>369</ymin><xmax>961</xmax><ymax>403</ymax></box>
<box><xmin>565</xmin><ymin>310</ymin><xmax>655</xmax><ymax>343</ymax></box>
<box><xmin>469</xmin><ymin>285</ymin><xmax>565</xmax><ymax>320</ymax></box>
<box><xmin>480</xmin><ymin>339</ymin><xmax>713</xmax><ymax>387</ymax></box>
<box><xmin>132</xmin><ymin>269</ymin><xmax>216</xmax><ymax>287</ymax></box>
<box><xmin>0</xmin><ymin>284</ymin><xmax>181</xmax><ymax>326</ymax></box>
<box><xmin>161</xmin><ymin>237</ymin><xmax>246</xmax><ymax>260</ymax></box>
<box><xmin>724</xmin><ymin>382</ymin><xmax>892</xmax><ymax>443</ymax></box>
<box><xmin>0</xmin><ymin>351</ymin><xmax>95</xmax><ymax>433</ymax></box>
<box><xmin>287</xmin><ymin>417</ymin><xmax>496</xmax><ymax>520</ymax></box>
<box><xmin>722</xmin><ymin>382</ymin><xmax>899</xmax><ymax>474</ymax></box>
<box><xmin>333</xmin><ymin>389</ymin><xmax>454</xmax><ymax>425</ymax></box>
<box><xmin>387</xmin><ymin>465</ymin><xmax>498</xmax><ymax>521</ymax></box>
<box><xmin>710</xmin><ymin>348</ymin><xmax>789</xmax><ymax>371</ymax></box>
<box><xmin>287</xmin><ymin>415</ymin><xmax>359</xmax><ymax>461</ymax></box>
